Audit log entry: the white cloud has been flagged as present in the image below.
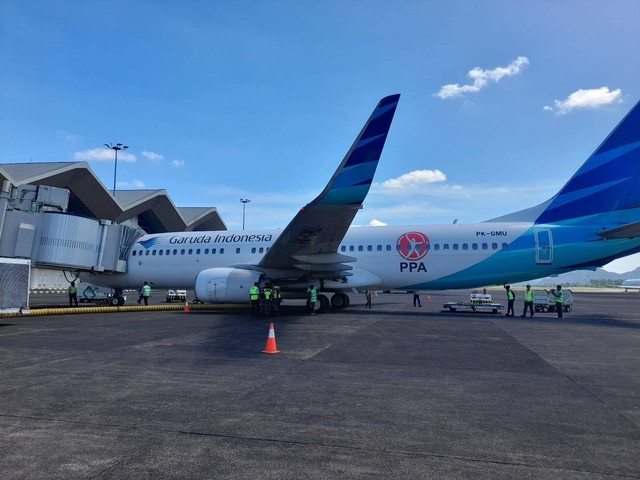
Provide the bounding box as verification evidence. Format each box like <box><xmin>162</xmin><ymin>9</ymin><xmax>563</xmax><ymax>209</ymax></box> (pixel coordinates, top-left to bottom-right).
<box><xmin>381</xmin><ymin>169</ymin><xmax>447</xmax><ymax>189</ymax></box>
<box><xmin>117</xmin><ymin>180</ymin><xmax>145</xmax><ymax>189</ymax></box>
<box><xmin>142</xmin><ymin>151</ymin><xmax>164</xmax><ymax>162</ymax></box>
<box><xmin>74</xmin><ymin>148</ymin><xmax>136</xmax><ymax>162</ymax></box>
<box><xmin>172</xmin><ymin>159</ymin><xmax>185</xmax><ymax>167</ymax></box>
<box><xmin>368</xmin><ymin>219</ymin><xmax>387</xmax><ymax>227</ymax></box>
<box><xmin>543</xmin><ymin>87</ymin><xmax>623</xmax><ymax>115</ymax></box>
<box><xmin>434</xmin><ymin>56</ymin><xmax>530</xmax><ymax>99</ymax></box>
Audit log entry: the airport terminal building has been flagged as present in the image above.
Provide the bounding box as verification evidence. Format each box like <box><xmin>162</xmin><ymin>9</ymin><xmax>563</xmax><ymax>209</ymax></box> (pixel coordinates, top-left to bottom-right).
<box><xmin>0</xmin><ymin>162</ymin><xmax>226</xmax><ymax>309</ymax></box>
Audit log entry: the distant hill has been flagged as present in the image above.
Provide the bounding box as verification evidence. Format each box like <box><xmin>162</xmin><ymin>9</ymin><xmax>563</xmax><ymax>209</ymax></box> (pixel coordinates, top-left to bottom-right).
<box><xmin>514</xmin><ymin>267</ymin><xmax>640</xmax><ymax>287</ymax></box>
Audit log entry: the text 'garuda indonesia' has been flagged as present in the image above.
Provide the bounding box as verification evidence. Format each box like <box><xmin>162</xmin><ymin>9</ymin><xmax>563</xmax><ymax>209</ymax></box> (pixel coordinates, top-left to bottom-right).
<box><xmin>168</xmin><ymin>233</ymin><xmax>274</xmax><ymax>245</ymax></box>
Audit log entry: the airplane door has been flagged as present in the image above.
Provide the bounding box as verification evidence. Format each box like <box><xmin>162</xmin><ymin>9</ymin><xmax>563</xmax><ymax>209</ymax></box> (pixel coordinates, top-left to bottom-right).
<box><xmin>534</xmin><ymin>228</ymin><xmax>553</xmax><ymax>264</ymax></box>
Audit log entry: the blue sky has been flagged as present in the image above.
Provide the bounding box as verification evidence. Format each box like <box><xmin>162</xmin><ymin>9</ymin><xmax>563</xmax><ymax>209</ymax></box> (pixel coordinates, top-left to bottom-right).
<box><xmin>2</xmin><ymin>1</ymin><xmax>640</xmax><ymax>272</ymax></box>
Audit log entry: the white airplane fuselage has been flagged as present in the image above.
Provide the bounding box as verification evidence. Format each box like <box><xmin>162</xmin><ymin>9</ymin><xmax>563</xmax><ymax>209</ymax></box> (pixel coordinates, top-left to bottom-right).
<box><xmin>94</xmin><ymin>221</ymin><xmax>638</xmax><ymax>294</ymax></box>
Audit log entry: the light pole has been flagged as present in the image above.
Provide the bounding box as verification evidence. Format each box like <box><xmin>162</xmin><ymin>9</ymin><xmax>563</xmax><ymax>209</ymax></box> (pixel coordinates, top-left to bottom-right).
<box><xmin>240</xmin><ymin>198</ymin><xmax>251</xmax><ymax>230</ymax></box>
<box><xmin>104</xmin><ymin>143</ymin><xmax>129</xmax><ymax>196</ymax></box>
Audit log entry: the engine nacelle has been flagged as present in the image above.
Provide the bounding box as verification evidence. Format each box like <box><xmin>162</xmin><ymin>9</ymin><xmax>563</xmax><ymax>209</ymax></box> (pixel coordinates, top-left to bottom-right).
<box><xmin>194</xmin><ymin>267</ymin><xmax>262</xmax><ymax>303</ymax></box>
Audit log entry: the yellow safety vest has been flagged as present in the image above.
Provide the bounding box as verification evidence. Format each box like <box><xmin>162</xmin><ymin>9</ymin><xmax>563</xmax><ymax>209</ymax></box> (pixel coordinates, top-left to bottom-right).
<box><xmin>524</xmin><ymin>289</ymin><xmax>534</xmax><ymax>302</ymax></box>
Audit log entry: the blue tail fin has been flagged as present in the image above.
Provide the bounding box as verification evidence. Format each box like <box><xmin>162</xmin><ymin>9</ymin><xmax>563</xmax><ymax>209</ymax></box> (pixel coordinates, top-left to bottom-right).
<box><xmin>536</xmin><ymin>99</ymin><xmax>640</xmax><ymax>225</ymax></box>
<box><xmin>316</xmin><ymin>94</ymin><xmax>400</xmax><ymax>206</ymax></box>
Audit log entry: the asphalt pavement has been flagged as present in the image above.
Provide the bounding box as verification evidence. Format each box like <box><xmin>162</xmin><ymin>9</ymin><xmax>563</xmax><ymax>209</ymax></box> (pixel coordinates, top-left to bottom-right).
<box><xmin>1</xmin><ymin>290</ymin><xmax>639</xmax><ymax>479</ymax></box>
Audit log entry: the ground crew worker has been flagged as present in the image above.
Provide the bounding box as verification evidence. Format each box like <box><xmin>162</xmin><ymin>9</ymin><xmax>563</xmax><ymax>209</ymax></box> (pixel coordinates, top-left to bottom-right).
<box><xmin>272</xmin><ymin>283</ymin><xmax>282</xmax><ymax>314</ymax></box>
<box><xmin>137</xmin><ymin>281</ymin><xmax>151</xmax><ymax>305</ymax></box>
<box><xmin>262</xmin><ymin>283</ymin><xmax>274</xmax><ymax>316</ymax></box>
<box><xmin>504</xmin><ymin>285</ymin><xmax>515</xmax><ymax>317</ymax></box>
<box><xmin>250</xmin><ymin>282</ymin><xmax>260</xmax><ymax>316</ymax></box>
<box><xmin>521</xmin><ymin>284</ymin><xmax>534</xmax><ymax>318</ymax></box>
<box><xmin>548</xmin><ymin>285</ymin><xmax>564</xmax><ymax>318</ymax></box>
<box><xmin>68</xmin><ymin>281</ymin><xmax>78</xmax><ymax>306</ymax></box>
<box><xmin>413</xmin><ymin>290</ymin><xmax>421</xmax><ymax>307</ymax></box>
<box><xmin>365</xmin><ymin>290</ymin><xmax>372</xmax><ymax>309</ymax></box>
<box><xmin>308</xmin><ymin>284</ymin><xmax>317</xmax><ymax>315</ymax></box>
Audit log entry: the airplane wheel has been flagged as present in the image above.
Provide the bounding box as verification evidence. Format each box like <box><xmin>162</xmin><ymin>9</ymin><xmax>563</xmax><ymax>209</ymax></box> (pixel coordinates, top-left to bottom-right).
<box><xmin>109</xmin><ymin>296</ymin><xmax>119</xmax><ymax>306</ymax></box>
<box><xmin>331</xmin><ymin>293</ymin><xmax>350</xmax><ymax>309</ymax></box>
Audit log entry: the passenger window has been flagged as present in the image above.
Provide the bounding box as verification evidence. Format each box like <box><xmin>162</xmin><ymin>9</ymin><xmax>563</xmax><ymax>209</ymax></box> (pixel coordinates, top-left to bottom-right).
<box><xmin>152</xmin><ymin>250</ymin><xmax>157</xmax><ymax>256</ymax></box>
<box><xmin>502</xmin><ymin>243</ymin><xmax>508</xmax><ymax>249</ymax></box>
<box><xmin>453</xmin><ymin>244</ymin><xmax>459</xmax><ymax>250</ymax></box>
<box><xmin>166</xmin><ymin>249</ymin><xmax>170</xmax><ymax>255</ymax></box>
<box><xmin>472</xmin><ymin>243</ymin><xmax>478</xmax><ymax>250</ymax></box>
<box><xmin>204</xmin><ymin>248</ymin><xmax>209</xmax><ymax>254</ymax></box>
<box><xmin>367</xmin><ymin>245</ymin><xmax>372</xmax><ymax>252</ymax></box>
<box><xmin>443</xmin><ymin>244</ymin><xmax>449</xmax><ymax>250</ymax></box>
<box><xmin>462</xmin><ymin>243</ymin><xmax>468</xmax><ymax>250</ymax></box>
<box><xmin>482</xmin><ymin>243</ymin><xmax>488</xmax><ymax>250</ymax></box>
<box><xmin>211</xmin><ymin>248</ymin><xmax>216</xmax><ymax>254</ymax></box>
<box><xmin>145</xmin><ymin>250</ymin><xmax>150</xmax><ymax>256</ymax></box>
<box><xmin>377</xmin><ymin>245</ymin><xmax>382</xmax><ymax>251</ymax></box>
<box><xmin>159</xmin><ymin>250</ymin><xmax>163</xmax><ymax>256</ymax></box>
<box><xmin>341</xmin><ymin>246</ymin><xmax>346</xmax><ymax>252</ymax></box>
<box><xmin>132</xmin><ymin>251</ymin><xmax>137</xmax><ymax>256</ymax></box>
<box><xmin>173</xmin><ymin>249</ymin><xmax>177</xmax><ymax>255</ymax></box>
<box><xmin>349</xmin><ymin>246</ymin><xmax>355</xmax><ymax>252</ymax></box>
<box><xmin>492</xmin><ymin>243</ymin><xmax>498</xmax><ymax>250</ymax></box>
<box><xmin>358</xmin><ymin>245</ymin><xmax>364</xmax><ymax>252</ymax></box>
<box><xmin>236</xmin><ymin>248</ymin><xmax>240</xmax><ymax>254</ymax></box>
<box><xmin>251</xmin><ymin>247</ymin><xmax>256</xmax><ymax>254</ymax></box>
<box><xmin>259</xmin><ymin>247</ymin><xmax>264</xmax><ymax>253</ymax></box>
<box><xmin>386</xmin><ymin>245</ymin><xmax>391</xmax><ymax>251</ymax></box>
<box><xmin>180</xmin><ymin>249</ymin><xmax>185</xmax><ymax>255</ymax></box>
<box><xmin>220</xmin><ymin>248</ymin><xmax>225</xmax><ymax>254</ymax></box>
<box><xmin>188</xmin><ymin>249</ymin><xmax>193</xmax><ymax>255</ymax></box>
<box><xmin>196</xmin><ymin>249</ymin><xmax>201</xmax><ymax>255</ymax></box>
<box><xmin>434</xmin><ymin>244</ymin><xmax>440</xmax><ymax>251</ymax></box>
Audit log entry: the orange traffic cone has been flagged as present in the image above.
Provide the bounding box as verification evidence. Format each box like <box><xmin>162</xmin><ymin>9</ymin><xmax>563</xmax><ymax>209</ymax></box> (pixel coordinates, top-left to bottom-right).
<box><xmin>262</xmin><ymin>322</ymin><xmax>280</xmax><ymax>354</ymax></box>
<box><xmin>427</xmin><ymin>295</ymin><xmax>431</xmax><ymax>303</ymax></box>
<box><xmin>184</xmin><ymin>301</ymin><xmax>190</xmax><ymax>312</ymax></box>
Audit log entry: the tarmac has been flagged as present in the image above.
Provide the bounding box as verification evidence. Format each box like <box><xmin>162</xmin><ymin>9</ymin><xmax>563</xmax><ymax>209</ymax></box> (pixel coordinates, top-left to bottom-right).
<box><xmin>1</xmin><ymin>290</ymin><xmax>639</xmax><ymax>479</ymax></box>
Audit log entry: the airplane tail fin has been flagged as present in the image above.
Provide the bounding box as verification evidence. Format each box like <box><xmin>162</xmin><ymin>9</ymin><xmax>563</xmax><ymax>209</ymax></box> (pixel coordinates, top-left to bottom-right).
<box><xmin>535</xmin><ymin>99</ymin><xmax>640</xmax><ymax>225</ymax></box>
<box><xmin>313</xmin><ymin>94</ymin><xmax>400</xmax><ymax>207</ymax></box>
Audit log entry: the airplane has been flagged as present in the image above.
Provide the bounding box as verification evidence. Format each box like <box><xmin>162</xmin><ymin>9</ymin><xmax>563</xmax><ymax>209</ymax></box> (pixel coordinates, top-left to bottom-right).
<box><xmin>87</xmin><ymin>94</ymin><xmax>640</xmax><ymax>312</ymax></box>
<box><xmin>618</xmin><ymin>279</ymin><xmax>640</xmax><ymax>292</ymax></box>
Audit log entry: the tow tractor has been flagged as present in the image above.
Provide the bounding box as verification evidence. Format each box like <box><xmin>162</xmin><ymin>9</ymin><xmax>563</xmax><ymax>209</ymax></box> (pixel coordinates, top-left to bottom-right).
<box><xmin>443</xmin><ymin>293</ymin><xmax>504</xmax><ymax>314</ymax></box>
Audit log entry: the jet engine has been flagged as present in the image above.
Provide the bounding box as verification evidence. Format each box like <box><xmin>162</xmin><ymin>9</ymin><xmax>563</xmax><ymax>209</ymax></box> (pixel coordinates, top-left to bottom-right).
<box><xmin>194</xmin><ymin>267</ymin><xmax>262</xmax><ymax>303</ymax></box>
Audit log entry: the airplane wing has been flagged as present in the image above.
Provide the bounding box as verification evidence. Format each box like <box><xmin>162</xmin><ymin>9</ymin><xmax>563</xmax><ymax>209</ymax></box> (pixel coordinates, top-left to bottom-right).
<box><xmin>257</xmin><ymin>94</ymin><xmax>400</xmax><ymax>279</ymax></box>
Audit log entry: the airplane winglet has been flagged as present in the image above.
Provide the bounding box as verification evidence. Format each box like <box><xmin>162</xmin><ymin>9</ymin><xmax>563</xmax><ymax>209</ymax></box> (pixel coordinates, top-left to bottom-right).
<box><xmin>313</xmin><ymin>94</ymin><xmax>400</xmax><ymax>207</ymax></box>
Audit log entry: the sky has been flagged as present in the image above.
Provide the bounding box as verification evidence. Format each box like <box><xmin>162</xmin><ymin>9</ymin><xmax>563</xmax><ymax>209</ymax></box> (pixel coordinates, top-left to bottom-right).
<box><xmin>2</xmin><ymin>0</ymin><xmax>640</xmax><ymax>273</ymax></box>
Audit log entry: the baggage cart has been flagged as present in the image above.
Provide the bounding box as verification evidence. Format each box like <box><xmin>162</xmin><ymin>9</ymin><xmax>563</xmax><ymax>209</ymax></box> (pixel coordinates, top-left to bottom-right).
<box><xmin>443</xmin><ymin>293</ymin><xmax>504</xmax><ymax>314</ymax></box>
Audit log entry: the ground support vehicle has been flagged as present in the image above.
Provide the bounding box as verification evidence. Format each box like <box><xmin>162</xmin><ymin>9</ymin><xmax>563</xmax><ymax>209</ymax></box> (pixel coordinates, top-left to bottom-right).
<box><xmin>166</xmin><ymin>289</ymin><xmax>187</xmax><ymax>302</ymax></box>
<box><xmin>533</xmin><ymin>289</ymin><xmax>573</xmax><ymax>313</ymax></box>
<box><xmin>443</xmin><ymin>293</ymin><xmax>504</xmax><ymax>314</ymax></box>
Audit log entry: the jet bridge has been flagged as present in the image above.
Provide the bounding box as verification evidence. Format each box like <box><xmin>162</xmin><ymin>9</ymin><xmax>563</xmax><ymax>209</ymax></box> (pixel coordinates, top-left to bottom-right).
<box><xmin>0</xmin><ymin>181</ymin><xmax>142</xmax><ymax>309</ymax></box>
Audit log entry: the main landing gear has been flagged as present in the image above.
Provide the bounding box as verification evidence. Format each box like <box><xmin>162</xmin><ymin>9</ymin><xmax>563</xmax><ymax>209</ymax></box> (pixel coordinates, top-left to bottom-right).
<box><xmin>307</xmin><ymin>292</ymin><xmax>350</xmax><ymax>314</ymax></box>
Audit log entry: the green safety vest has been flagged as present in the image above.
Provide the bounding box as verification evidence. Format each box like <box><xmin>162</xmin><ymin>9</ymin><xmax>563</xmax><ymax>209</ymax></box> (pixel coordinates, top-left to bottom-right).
<box><xmin>250</xmin><ymin>286</ymin><xmax>259</xmax><ymax>300</ymax></box>
<box><xmin>263</xmin><ymin>288</ymin><xmax>273</xmax><ymax>300</ymax></box>
<box><xmin>553</xmin><ymin>291</ymin><xmax>564</xmax><ymax>304</ymax></box>
<box><xmin>524</xmin><ymin>289</ymin><xmax>534</xmax><ymax>302</ymax></box>
<box><xmin>142</xmin><ymin>285</ymin><xmax>151</xmax><ymax>296</ymax></box>
<box><xmin>309</xmin><ymin>288</ymin><xmax>317</xmax><ymax>302</ymax></box>
<box><xmin>507</xmin><ymin>290</ymin><xmax>515</xmax><ymax>301</ymax></box>
<box><xmin>68</xmin><ymin>285</ymin><xmax>77</xmax><ymax>294</ymax></box>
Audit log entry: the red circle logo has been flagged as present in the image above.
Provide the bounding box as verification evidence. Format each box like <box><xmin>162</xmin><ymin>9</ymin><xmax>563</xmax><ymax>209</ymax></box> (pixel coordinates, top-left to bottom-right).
<box><xmin>396</xmin><ymin>232</ymin><xmax>430</xmax><ymax>260</ymax></box>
